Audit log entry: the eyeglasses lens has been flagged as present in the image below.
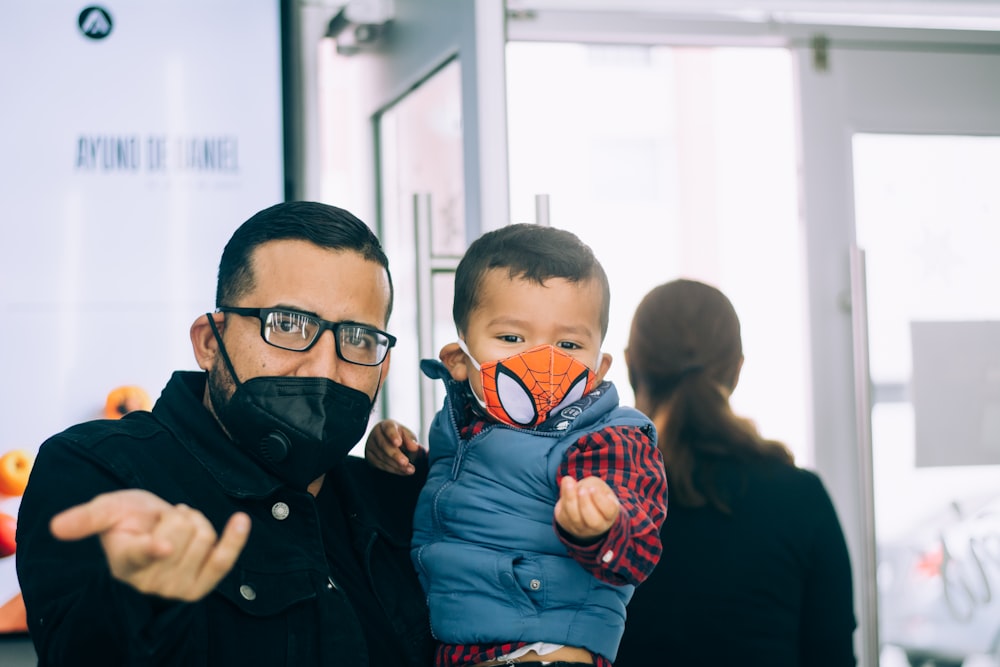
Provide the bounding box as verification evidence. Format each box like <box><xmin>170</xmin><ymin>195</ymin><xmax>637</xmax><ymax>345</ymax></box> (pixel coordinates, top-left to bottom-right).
<box><xmin>262</xmin><ymin>309</ymin><xmax>388</xmax><ymax>364</ymax></box>
<box><xmin>265</xmin><ymin>311</ymin><xmax>316</xmax><ymax>350</ymax></box>
<box><xmin>338</xmin><ymin>325</ymin><xmax>386</xmax><ymax>365</ymax></box>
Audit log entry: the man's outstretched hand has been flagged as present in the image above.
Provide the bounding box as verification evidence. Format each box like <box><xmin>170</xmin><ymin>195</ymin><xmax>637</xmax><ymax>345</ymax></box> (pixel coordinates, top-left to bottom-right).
<box><xmin>50</xmin><ymin>489</ymin><xmax>250</xmax><ymax>602</ymax></box>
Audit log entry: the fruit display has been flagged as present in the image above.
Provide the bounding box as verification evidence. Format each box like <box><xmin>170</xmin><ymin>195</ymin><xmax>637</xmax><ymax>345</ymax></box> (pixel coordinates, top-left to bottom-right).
<box><xmin>0</xmin><ymin>592</ymin><xmax>26</xmax><ymax>632</ymax></box>
<box><xmin>0</xmin><ymin>512</ymin><xmax>15</xmax><ymax>558</ymax></box>
<box><xmin>0</xmin><ymin>449</ymin><xmax>32</xmax><ymax>497</ymax></box>
<box><xmin>104</xmin><ymin>384</ymin><xmax>153</xmax><ymax>419</ymax></box>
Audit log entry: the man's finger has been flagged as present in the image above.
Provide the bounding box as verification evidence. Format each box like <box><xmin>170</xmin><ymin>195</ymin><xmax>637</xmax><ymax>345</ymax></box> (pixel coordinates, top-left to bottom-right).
<box><xmin>51</xmin><ymin>490</ymin><xmax>165</xmax><ymax>542</ymax></box>
<box><xmin>107</xmin><ymin>534</ymin><xmax>176</xmax><ymax>581</ymax></box>
<box><xmin>192</xmin><ymin>512</ymin><xmax>251</xmax><ymax>597</ymax></box>
<box><xmin>152</xmin><ymin>504</ymin><xmax>216</xmax><ymax>568</ymax></box>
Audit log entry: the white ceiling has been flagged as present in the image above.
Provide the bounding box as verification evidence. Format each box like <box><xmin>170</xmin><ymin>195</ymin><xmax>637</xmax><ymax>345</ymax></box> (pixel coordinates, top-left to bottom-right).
<box><xmin>507</xmin><ymin>0</ymin><xmax>1000</xmax><ymax>13</ymax></box>
<box><xmin>318</xmin><ymin>0</ymin><xmax>1000</xmax><ymax>31</ymax></box>
<box><xmin>512</xmin><ymin>3</ymin><xmax>1000</xmax><ymax>31</ymax></box>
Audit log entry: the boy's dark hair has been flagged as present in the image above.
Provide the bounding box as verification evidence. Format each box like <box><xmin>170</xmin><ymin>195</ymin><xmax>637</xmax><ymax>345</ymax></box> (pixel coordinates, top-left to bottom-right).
<box><xmin>216</xmin><ymin>201</ymin><xmax>393</xmax><ymax>318</ymax></box>
<box><xmin>453</xmin><ymin>223</ymin><xmax>610</xmax><ymax>338</ymax></box>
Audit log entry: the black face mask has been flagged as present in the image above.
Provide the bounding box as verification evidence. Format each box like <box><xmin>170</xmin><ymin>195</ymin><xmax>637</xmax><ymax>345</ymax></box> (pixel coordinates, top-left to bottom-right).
<box><xmin>207</xmin><ymin>314</ymin><xmax>377</xmax><ymax>489</ymax></box>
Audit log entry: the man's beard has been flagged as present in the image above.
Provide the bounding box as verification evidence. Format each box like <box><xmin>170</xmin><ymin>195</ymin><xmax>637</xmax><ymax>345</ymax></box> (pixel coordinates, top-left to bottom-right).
<box><xmin>206</xmin><ymin>361</ymin><xmax>236</xmax><ymax>430</ymax></box>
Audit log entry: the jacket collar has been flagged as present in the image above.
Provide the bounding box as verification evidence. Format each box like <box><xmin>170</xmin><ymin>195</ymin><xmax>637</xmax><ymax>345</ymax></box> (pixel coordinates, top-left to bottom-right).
<box><xmin>152</xmin><ymin>371</ymin><xmax>286</xmax><ymax>498</ymax></box>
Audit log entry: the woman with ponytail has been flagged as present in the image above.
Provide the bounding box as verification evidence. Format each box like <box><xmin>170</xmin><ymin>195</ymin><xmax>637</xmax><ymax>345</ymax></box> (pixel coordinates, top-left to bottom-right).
<box><xmin>615</xmin><ymin>279</ymin><xmax>857</xmax><ymax>667</ymax></box>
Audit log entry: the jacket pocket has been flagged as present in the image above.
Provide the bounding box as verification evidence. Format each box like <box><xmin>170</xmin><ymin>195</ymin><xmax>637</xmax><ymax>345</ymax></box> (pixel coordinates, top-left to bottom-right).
<box><xmin>498</xmin><ymin>553</ymin><xmax>547</xmax><ymax>616</ymax></box>
<box><xmin>216</xmin><ymin>567</ymin><xmax>317</xmax><ymax>617</ymax></box>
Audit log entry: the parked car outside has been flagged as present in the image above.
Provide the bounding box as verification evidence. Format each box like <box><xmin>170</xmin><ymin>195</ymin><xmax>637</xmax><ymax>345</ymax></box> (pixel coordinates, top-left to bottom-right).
<box><xmin>879</xmin><ymin>492</ymin><xmax>1000</xmax><ymax>667</ymax></box>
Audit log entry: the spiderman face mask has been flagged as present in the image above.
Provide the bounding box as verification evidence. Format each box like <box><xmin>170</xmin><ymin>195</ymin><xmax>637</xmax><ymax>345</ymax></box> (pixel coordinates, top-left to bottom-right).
<box><xmin>457</xmin><ymin>339</ymin><xmax>598</xmax><ymax>428</ymax></box>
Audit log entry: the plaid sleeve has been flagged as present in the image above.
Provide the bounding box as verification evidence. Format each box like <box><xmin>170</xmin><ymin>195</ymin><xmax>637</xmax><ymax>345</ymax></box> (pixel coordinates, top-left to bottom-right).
<box><xmin>556</xmin><ymin>424</ymin><xmax>667</xmax><ymax>586</ymax></box>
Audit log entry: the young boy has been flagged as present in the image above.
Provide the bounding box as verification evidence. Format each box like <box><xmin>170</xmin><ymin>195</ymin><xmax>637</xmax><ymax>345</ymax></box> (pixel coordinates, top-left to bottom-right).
<box><xmin>367</xmin><ymin>224</ymin><xmax>667</xmax><ymax>667</ymax></box>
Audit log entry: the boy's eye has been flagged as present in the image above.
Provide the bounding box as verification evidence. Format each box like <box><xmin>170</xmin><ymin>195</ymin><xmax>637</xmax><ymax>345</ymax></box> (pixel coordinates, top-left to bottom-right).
<box><xmin>499</xmin><ymin>335</ymin><xmax>523</xmax><ymax>344</ymax></box>
<box><xmin>557</xmin><ymin>341</ymin><xmax>582</xmax><ymax>351</ymax></box>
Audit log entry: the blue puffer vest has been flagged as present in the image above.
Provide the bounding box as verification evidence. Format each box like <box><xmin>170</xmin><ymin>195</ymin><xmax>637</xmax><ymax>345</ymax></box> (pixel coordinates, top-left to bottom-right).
<box><xmin>412</xmin><ymin>360</ymin><xmax>653</xmax><ymax>662</ymax></box>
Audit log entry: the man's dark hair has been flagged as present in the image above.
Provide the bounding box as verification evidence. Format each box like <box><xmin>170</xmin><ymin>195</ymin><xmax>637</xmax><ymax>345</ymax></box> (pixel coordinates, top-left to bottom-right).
<box><xmin>453</xmin><ymin>223</ymin><xmax>610</xmax><ymax>338</ymax></box>
<box><xmin>216</xmin><ymin>201</ymin><xmax>393</xmax><ymax>317</ymax></box>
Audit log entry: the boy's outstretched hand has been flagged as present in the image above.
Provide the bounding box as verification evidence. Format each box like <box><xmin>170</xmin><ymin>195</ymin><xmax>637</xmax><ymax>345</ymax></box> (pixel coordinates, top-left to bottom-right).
<box><xmin>554</xmin><ymin>475</ymin><xmax>621</xmax><ymax>540</ymax></box>
<box><xmin>365</xmin><ymin>419</ymin><xmax>425</xmax><ymax>476</ymax></box>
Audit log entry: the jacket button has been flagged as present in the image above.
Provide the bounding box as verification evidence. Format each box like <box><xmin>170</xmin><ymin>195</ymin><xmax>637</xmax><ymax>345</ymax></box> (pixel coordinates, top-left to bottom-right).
<box><xmin>271</xmin><ymin>502</ymin><xmax>290</xmax><ymax>520</ymax></box>
<box><xmin>529</xmin><ymin>579</ymin><xmax>541</xmax><ymax>591</ymax></box>
<box><xmin>239</xmin><ymin>584</ymin><xmax>257</xmax><ymax>601</ymax></box>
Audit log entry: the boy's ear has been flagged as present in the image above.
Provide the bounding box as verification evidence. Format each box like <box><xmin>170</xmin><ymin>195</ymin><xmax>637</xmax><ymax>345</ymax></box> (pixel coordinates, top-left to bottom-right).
<box><xmin>592</xmin><ymin>351</ymin><xmax>613</xmax><ymax>385</ymax></box>
<box><xmin>439</xmin><ymin>342</ymin><xmax>470</xmax><ymax>382</ymax></box>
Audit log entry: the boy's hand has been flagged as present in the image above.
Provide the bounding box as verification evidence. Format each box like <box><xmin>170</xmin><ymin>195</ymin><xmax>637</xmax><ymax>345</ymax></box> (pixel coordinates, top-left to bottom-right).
<box><xmin>554</xmin><ymin>475</ymin><xmax>620</xmax><ymax>540</ymax></box>
<box><xmin>364</xmin><ymin>419</ymin><xmax>424</xmax><ymax>475</ymax></box>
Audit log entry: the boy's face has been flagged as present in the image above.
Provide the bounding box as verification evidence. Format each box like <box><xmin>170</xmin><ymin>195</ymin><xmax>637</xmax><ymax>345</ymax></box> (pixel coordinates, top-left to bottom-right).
<box><xmin>441</xmin><ymin>268</ymin><xmax>612</xmax><ymax>402</ymax></box>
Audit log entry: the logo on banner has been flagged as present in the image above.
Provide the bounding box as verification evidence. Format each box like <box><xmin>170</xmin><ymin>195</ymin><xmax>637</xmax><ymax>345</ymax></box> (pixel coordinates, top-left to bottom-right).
<box><xmin>78</xmin><ymin>6</ymin><xmax>113</xmax><ymax>40</ymax></box>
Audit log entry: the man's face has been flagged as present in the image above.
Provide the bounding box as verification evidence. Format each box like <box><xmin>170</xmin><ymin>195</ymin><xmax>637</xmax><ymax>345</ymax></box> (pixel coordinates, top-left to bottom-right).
<box><xmin>203</xmin><ymin>239</ymin><xmax>392</xmax><ymax>410</ymax></box>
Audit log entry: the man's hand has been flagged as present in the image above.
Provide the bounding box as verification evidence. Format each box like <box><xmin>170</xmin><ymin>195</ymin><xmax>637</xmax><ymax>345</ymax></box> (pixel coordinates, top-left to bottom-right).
<box><xmin>50</xmin><ymin>489</ymin><xmax>250</xmax><ymax>602</ymax></box>
<box><xmin>554</xmin><ymin>475</ymin><xmax>620</xmax><ymax>541</ymax></box>
<box><xmin>364</xmin><ymin>419</ymin><xmax>424</xmax><ymax>476</ymax></box>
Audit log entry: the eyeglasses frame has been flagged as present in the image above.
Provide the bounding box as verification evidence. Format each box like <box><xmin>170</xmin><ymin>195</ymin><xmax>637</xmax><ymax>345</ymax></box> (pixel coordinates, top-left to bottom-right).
<box><xmin>216</xmin><ymin>306</ymin><xmax>396</xmax><ymax>366</ymax></box>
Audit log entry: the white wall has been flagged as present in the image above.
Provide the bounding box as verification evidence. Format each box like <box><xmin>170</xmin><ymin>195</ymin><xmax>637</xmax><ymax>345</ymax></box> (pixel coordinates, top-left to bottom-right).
<box><xmin>0</xmin><ymin>1</ymin><xmax>285</xmax><ymax>656</ymax></box>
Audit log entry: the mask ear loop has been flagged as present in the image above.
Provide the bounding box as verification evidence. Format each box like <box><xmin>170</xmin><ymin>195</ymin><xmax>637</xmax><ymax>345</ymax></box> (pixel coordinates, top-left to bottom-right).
<box><xmin>455</xmin><ymin>338</ymin><xmax>492</xmax><ymax>415</ymax></box>
<box><xmin>205</xmin><ymin>312</ymin><xmax>296</xmax><ymax>464</ymax></box>
<box><xmin>456</xmin><ymin>338</ymin><xmax>482</xmax><ymax>371</ymax></box>
<box><xmin>205</xmin><ymin>313</ymin><xmax>245</xmax><ymax>389</ymax></box>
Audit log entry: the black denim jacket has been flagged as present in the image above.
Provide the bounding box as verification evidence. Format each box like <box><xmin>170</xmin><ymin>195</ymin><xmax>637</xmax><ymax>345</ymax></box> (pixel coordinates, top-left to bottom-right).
<box><xmin>16</xmin><ymin>371</ymin><xmax>433</xmax><ymax>667</ymax></box>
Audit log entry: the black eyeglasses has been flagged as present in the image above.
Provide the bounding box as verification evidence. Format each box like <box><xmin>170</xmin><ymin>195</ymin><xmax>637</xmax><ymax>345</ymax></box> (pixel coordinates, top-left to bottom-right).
<box><xmin>218</xmin><ymin>306</ymin><xmax>396</xmax><ymax>366</ymax></box>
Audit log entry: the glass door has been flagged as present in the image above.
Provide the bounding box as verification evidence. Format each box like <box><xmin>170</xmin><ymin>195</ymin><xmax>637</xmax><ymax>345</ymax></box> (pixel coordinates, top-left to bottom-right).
<box><xmin>858</xmin><ymin>133</ymin><xmax>1000</xmax><ymax>667</ymax></box>
<box><xmin>377</xmin><ymin>58</ymin><xmax>466</xmax><ymax>442</ymax></box>
<box><xmin>797</xmin><ymin>37</ymin><xmax>1000</xmax><ymax>667</ymax></box>
<box><xmin>505</xmin><ymin>41</ymin><xmax>812</xmax><ymax>464</ymax></box>
<box><xmin>313</xmin><ymin>10</ymin><xmax>1000</xmax><ymax>662</ymax></box>
<box><xmin>313</xmin><ymin>0</ymin><xmax>509</xmax><ymax>443</ymax></box>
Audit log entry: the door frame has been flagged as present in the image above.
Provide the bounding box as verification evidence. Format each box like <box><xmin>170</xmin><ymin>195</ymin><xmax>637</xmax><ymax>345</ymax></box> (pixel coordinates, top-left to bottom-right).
<box><xmin>299</xmin><ymin>4</ymin><xmax>1000</xmax><ymax>664</ymax></box>
<box><xmin>296</xmin><ymin>0</ymin><xmax>510</xmax><ymax>241</ymax></box>
<box><xmin>796</xmin><ymin>34</ymin><xmax>1000</xmax><ymax>666</ymax></box>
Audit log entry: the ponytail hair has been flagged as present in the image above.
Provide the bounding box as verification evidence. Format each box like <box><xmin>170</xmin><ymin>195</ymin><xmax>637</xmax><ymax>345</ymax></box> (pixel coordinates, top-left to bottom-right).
<box><xmin>627</xmin><ymin>280</ymin><xmax>793</xmax><ymax>513</ymax></box>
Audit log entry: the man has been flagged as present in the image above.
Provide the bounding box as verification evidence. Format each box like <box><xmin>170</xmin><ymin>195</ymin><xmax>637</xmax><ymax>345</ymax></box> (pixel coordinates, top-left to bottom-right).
<box><xmin>15</xmin><ymin>201</ymin><xmax>434</xmax><ymax>666</ymax></box>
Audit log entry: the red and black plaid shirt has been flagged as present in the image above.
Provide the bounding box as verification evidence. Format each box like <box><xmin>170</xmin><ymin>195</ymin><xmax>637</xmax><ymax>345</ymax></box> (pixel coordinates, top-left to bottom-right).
<box><xmin>434</xmin><ymin>398</ymin><xmax>668</xmax><ymax>667</ymax></box>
